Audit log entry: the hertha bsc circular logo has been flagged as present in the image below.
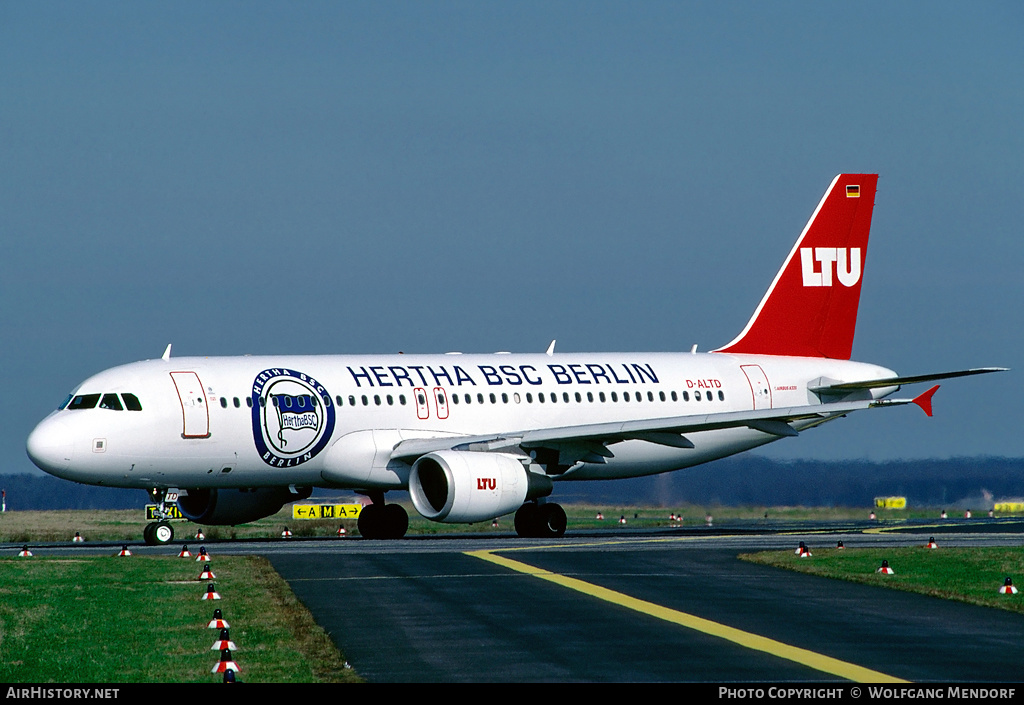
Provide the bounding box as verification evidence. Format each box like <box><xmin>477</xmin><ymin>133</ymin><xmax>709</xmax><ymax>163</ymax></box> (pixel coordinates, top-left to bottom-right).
<box><xmin>251</xmin><ymin>368</ymin><xmax>335</xmax><ymax>468</ymax></box>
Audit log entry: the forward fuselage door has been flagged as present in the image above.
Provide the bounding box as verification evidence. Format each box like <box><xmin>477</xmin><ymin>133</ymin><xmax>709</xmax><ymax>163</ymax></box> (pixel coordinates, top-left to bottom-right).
<box><xmin>740</xmin><ymin>364</ymin><xmax>773</xmax><ymax>410</ymax></box>
<box><xmin>170</xmin><ymin>371</ymin><xmax>211</xmax><ymax>438</ymax></box>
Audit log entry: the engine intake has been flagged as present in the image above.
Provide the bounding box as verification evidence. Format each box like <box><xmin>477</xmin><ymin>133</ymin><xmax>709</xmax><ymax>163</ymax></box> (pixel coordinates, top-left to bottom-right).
<box><xmin>409</xmin><ymin>451</ymin><xmax>552</xmax><ymax>523</ymax></box>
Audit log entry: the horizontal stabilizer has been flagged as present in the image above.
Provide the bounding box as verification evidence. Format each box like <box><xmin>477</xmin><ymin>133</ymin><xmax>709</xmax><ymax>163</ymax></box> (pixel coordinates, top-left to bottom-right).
<box><xmin>809</xmin><ymin>367</ymin><xmax>1007</xmax><ymax>394</ymax></box>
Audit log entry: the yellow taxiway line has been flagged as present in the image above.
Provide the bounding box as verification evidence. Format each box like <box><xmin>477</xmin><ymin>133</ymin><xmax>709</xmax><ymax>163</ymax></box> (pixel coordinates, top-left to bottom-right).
<box><xmin>467</xmin><ymin>549</ymin><xmax>907</xmax><ymax>683</ymax></box>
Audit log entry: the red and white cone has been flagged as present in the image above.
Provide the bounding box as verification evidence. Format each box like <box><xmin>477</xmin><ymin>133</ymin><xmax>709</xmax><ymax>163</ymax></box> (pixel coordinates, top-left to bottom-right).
<box><xmin>491</xmin><ymin>518</ymin><xmax>499</xmax><ymax>528</ymax></box>
<box><xmin>926</xmin><ymin>537</ymin><xmax>938</xmax><ymax>549</ymax></box>
<box><xmin>837</xmin><ymin>541</ymin><xmax>846</xmax><ymax>549</ymax></box>
<box><xmin>207</xmin><ymin>609</ymin><xmax>230</xmax><ymax>629</ymax></box>
<box><xmin>876</xmin><ymin>560</ymin><xmax>895</xmax><ymax>574</ymax></box>
<box><xmin>202</xmin><ymin>583</ymin><xmax>221</xmax><ymax>600</ymax></box>
<box><xmin>73</xmin><ymin>532</ymin><xmax>84</xmax><ymax>543</ymax></box>
<box><xmin>18</xmin><ymin>545</ymin><xmax>32</xmax><ymax>557</ymax></box>
<box><xmin>281</xmin><ymin>527</ymin><xmax>293</xmax><ymax>539</ymax></box>
<box><xmin>178</xmin><ymin>544</ymin><xmax>192</xmax><ymax>558</ymax></box>
<box><xmin>211</xmin><ymin>648</ymin><xmax>240</xmax><ymax>674</ymax></box>
<box><xmin>211</xmin><ymin>628</ymin><xmax>238</xmax><ymax>652</ymax></box>
<box><xmin>118</xmin><ymin>545</ymin><xmax>132</xmax><ymax>557</ymax></box>
<box><xmin>337</xmin><ymin>526</ymin><xmax>347</xmax><ymax>538</ymax></box>
<box><xmin>596</xmin><ymin>512</ymin><xmax>604</xmax><ymax>520</ymax></box>
<box><xmin>618</xmin><ymin>515</ymin><xmax>626</xmax><ymax>525</ymax></box>
<box><xmin>799</xmin><ymin>546</ymin><xmax>812</xmax><ymax>558</ymax></box>
<box><xmin>795</xmin><ymin>541</ymin><xmax>808</xmax><ymax>555</ymax></box>
<box><xmin>195</xmin><ymin>529</ymin><xmax>206</xmax><ymax>540</ymax></box>
<box><xmin>999</xmin><ymin>577</ymin><xmax>1018</xmax><ymax>595</ymax></box>
<box><xmin>199</xmin><ymin>564</ymin><xmax>216</xmax><ymax>580</ymax></box>
<box><xmin>196</xmin><ymin>546</ymin><xmax>210</xmax><ymax>561</ymax></box>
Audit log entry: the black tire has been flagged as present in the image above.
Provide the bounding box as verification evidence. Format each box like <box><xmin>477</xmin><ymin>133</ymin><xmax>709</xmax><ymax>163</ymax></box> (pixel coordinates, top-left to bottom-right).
<box><xmin>143</xmin><ymin>523</ymin><xmax>156</xmax><ymax>546</ymax></box>
<box><xmin>154</xmin><ymin>522</ymin><xmax>174</xmax><ymax>544</ymax></box>
<box><xmin>539</xmin><ymin>503</ymin><xmax>567</xmax><ymax>538</ymax></box>
<box><xmin>514</xmin><ymin>503</ymin><xmax>539</xmax><ymax>538</ymax></box>
<box><xmin>358</xmin><ymin>504</ymin><xmax>381</xmax><ymax>539</ymax></box>
<box><xmin>384</xmin><ymin>504</ymin><xmax>409</xmax><ymax>539</ymax></box>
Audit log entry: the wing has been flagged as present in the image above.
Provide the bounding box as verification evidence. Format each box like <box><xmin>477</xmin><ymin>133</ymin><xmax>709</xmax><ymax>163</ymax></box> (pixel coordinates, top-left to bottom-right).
<box><xmin>390</xmin><ymin>397</ymin><xmax>897</xmax><ymax>472</ymax></box>
<box><xmin>390</xmin><ymin>368</ymin><xmax>1006</xmax><ymax>473</ymax></box>
<box><xmin>809</xmin><ymin>367</ymin><xmax>1007</xmax><ymax>393</ymax></box>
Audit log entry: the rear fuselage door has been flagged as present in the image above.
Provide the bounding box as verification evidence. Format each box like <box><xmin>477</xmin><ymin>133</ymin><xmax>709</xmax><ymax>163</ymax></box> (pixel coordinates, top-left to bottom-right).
<box><xmin>170</xmin><ymin>371</ymin><xmax>211</xmax><ymax>438</ymax></box>
<box><xmin>740</xmin><ymin>364</ymin><xmax>773</xmax><ymax>410</ymax></box>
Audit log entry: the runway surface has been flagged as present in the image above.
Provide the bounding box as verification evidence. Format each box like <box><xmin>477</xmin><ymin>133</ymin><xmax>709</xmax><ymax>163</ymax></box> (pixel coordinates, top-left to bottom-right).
<box><xmin>12</xmin><ymin>521</ymin><xmax>1024</xmax><ymax>682</ymax></box>
<box><xmin>257</xmin><ymin>524</ymin><xmax>1024</xmax><ymax>683</ymax></box>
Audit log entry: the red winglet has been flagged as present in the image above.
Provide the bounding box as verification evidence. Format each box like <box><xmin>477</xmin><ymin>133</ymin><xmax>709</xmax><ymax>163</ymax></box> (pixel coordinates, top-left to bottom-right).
<box><xmin>912</xmin><ymin>385</ymin><xmax>940</xmax><ymax>417</ymax></box>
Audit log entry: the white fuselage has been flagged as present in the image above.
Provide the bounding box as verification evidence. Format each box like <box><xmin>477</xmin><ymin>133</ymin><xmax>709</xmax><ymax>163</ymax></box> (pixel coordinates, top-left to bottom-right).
<box><xmin>26</xmin><ymin>350</ymin><xmax>896</xmax><ymax>492</ymax></box>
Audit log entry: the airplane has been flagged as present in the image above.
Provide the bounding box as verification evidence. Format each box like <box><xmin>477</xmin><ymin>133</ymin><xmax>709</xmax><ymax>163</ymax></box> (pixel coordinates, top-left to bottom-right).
<box><xmin>26</xmin><ymin>174</ymin><xmax>1005</xmax><ymax>544</ymax></box>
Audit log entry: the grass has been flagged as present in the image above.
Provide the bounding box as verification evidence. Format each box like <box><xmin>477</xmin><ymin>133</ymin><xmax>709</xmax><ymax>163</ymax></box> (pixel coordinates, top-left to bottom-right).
<box><xmin>0</xmin><ymin>503</ymin><xmax>972</xmax><ymax>544</ymax></box>
<box><xmin>0</xmin><ymin>555</ymin><xmax>361</xmax><ymax>683</ymax></box>
<box><xmin>739</xmin><ymin>547</ymin><xmax>1024</xmax><ymax>614</ymax></box>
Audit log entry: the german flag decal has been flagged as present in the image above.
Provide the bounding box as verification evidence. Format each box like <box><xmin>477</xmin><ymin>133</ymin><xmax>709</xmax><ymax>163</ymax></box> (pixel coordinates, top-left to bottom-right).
<box><xmin>846</xmin><ymin>184</ymin><xmax>860</xmax><ymax>198</ymax></box>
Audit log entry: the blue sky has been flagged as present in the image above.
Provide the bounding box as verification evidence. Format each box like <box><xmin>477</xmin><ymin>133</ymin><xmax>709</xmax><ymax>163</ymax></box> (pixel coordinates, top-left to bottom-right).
<box><xmin>2</xmin><ymin>2</ymin><xmax>1021</xmax><ymax>474</ymax></box>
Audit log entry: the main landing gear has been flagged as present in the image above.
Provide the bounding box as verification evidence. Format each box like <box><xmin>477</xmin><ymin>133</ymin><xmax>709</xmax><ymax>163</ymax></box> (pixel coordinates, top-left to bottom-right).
<box><xmin>144</xmin><ymin>488</ymin><xmax>176</xmax><ymax>545</ymax></box>
<box><xmin>514</xmin><ymin>501</ymin><xmax>567</xmax><ymax>538</ymax></box>
<box><xmin>357</xmin><ymin>492</ymin><xmax>409</xmax><ymax>540</ymax></box>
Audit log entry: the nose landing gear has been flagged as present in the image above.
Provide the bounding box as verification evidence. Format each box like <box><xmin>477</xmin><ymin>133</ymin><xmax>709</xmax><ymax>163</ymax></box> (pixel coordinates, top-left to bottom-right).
<box><xmin>144</xmin><ymin>488</ymin><xmax>177</xmax><ymax>545</ymax></box>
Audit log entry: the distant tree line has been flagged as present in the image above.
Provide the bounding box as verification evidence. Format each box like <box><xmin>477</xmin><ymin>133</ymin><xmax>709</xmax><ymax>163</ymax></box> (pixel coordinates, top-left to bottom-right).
<box><xmin>2</xmin><ymin>456</ymin><xmax>1022</xmax><ymax>511</ymax></box>
<box><xmin>551</xmin><ymin>456</ymin><xmax>1024</xmax><ymax>509</ymax></box>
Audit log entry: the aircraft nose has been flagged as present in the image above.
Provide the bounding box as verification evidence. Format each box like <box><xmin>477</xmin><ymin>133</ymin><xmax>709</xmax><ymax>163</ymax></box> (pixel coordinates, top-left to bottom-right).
<box><xmin>26</xmin><ymin>415</ymin><xmax>74</xmax><ymax>476</ymax></box>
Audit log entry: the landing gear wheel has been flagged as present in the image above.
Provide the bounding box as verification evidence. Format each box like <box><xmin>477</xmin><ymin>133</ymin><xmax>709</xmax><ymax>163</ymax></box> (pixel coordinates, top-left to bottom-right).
<box><xmin>384</xmin><ymin>504</ymin><xmax>409</xmax><ymax>539</ymax></box>
<box><xmin>514</xmin><ymin>503</ymin><xmax>540</xmax><ymax>538</ymax></box>
<box><xmin>153</xmin><ymin>522</ymin><xmax>174</xmax><ymax>544</ymax></box>
<box><xmin>143</xmin><ymin>523</ymin><xmax>156</xmax><ymax>545</ymax></box>
<box><xmin>358</xmin><ymin>503</ymin><xmax>409</xmax><ymax>540</ymax></box>
<box><xmin>515</xmin><ymin>502</ymin><xmax>566</xmax><ymax>538</ymax></box>
<box><xmin>539</xmin><ymin>503</ymin><xmax>567</xmax><ymax>538</ymax></box>
<box><xmin>357</xmin><ymin>504</ymin><xmax>382</xmax><ymax>539</ymax></box>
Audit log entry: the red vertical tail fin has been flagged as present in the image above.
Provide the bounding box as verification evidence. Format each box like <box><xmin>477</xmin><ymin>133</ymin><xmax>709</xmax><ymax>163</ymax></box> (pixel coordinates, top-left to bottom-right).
<box><xmin>714</xmin><ymin>174</ymin><xmax>878</xmax><ymax>359</ymax></box>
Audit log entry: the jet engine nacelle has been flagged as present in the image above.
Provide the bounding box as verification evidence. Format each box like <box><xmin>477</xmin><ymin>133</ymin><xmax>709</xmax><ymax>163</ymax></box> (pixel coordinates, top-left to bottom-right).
<box><xmin>409</xmin><ymin>450</ymin><xmax>552</xmax><ymax>523</ymax></box>
<box><xmin>176</xmin><ymin>486</ymin><xmax>312</xmax><ymax>525</ymax></box>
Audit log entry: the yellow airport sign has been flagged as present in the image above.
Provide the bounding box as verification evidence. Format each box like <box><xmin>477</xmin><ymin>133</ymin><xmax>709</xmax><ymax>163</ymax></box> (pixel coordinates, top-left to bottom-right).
<box><xmin>874</xmin><ymin>496</ymin><xmax>906</xmax><ymax>509</ymax></box>
<box><xmin>145</xmin><ymin>504</ymin><xmax>183</xmax><ymax>520</ymax></box>
<box><xmin>292</xmin><ymin>503</ymin><xmax>363</xmax><ymax>520</ymax></box>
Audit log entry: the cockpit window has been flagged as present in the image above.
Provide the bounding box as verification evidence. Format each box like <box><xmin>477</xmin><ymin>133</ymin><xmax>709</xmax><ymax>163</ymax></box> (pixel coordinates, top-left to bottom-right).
<box><xmin>122</xmin><ymin>393</ymin><xmax>143</xmax><ymax>411</ymax></box>
<box><xmin>99</xmin><ymin>394</ymin><xmax>124</xmax><ymax>411</ymax></box>
<box><xmin>59</xmin><ymin>394</ymin><xmax>73</xmax><ymax>410</ymax></box>
<box><xmin>67</xmin><ymin>394</ymin><xmax>101</xmax><ymax>410</ymax></box>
